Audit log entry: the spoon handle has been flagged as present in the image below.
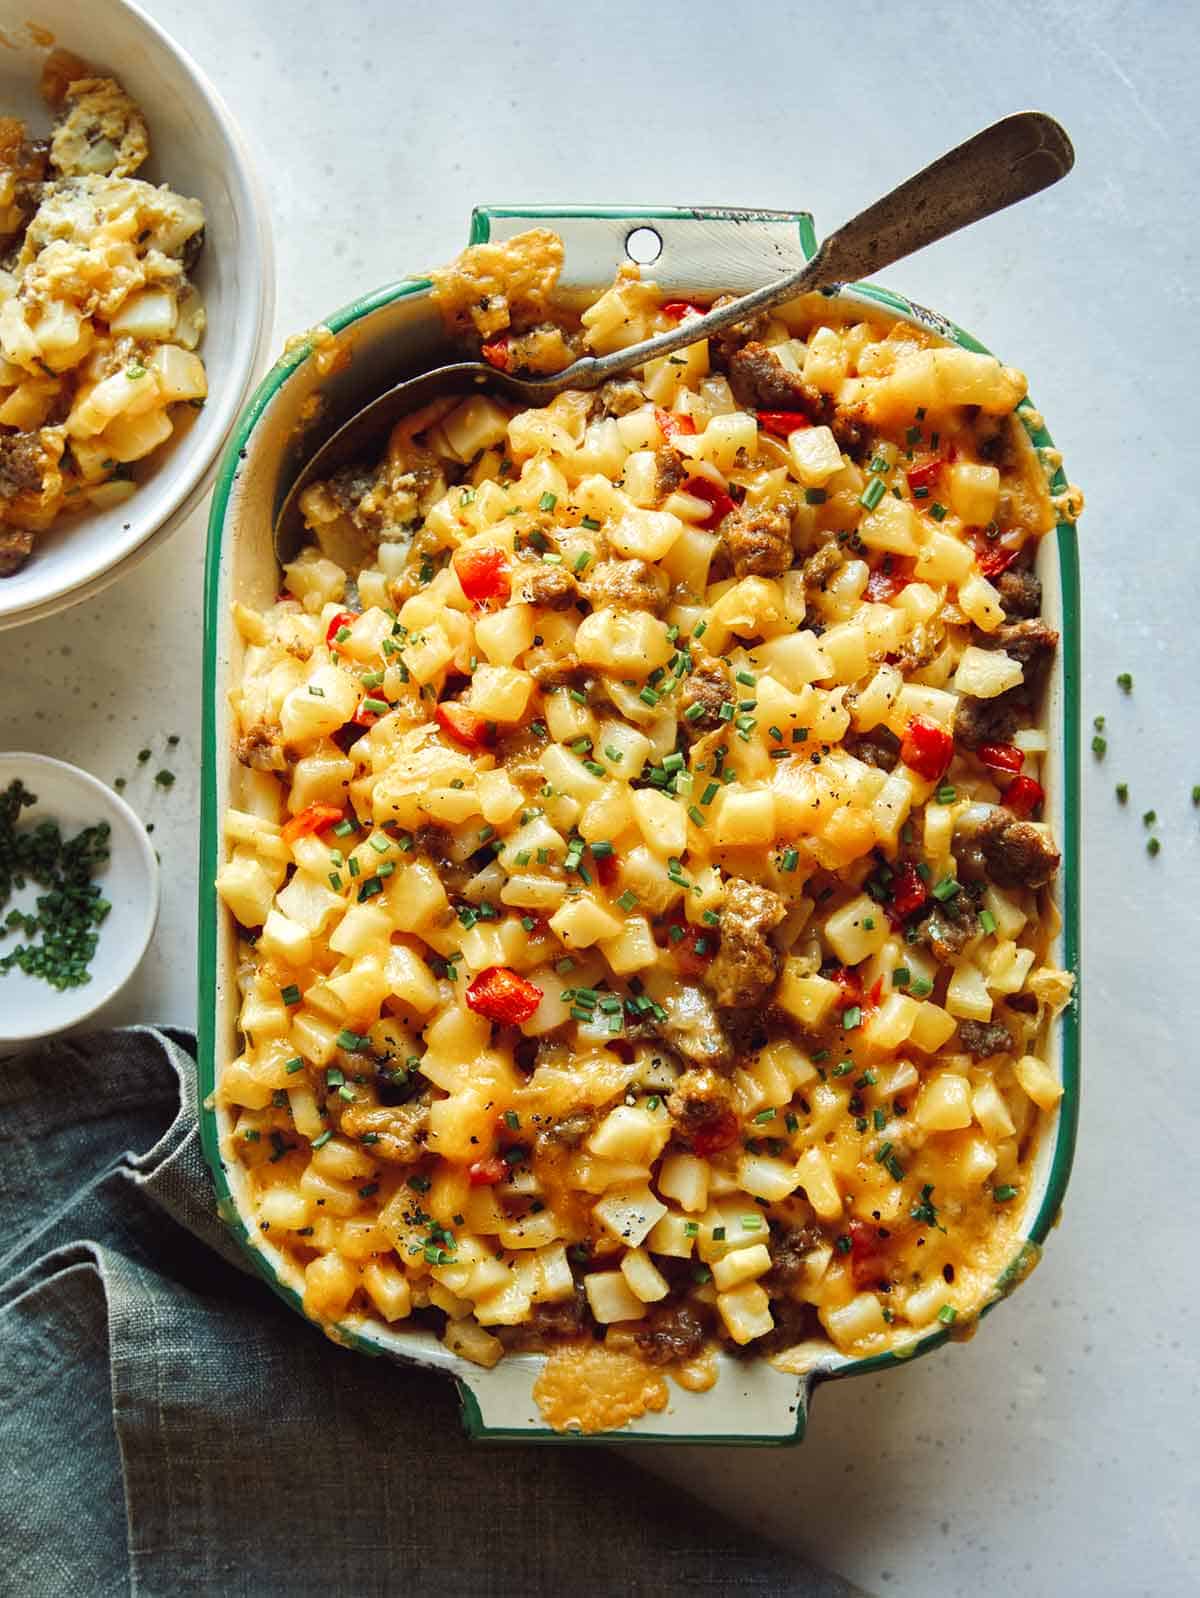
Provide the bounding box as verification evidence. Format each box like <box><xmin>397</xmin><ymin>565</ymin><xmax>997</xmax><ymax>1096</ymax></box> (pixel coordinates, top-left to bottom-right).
<box><xmin>564</xmin><ymin>111</ymin><xmax>1073</xmax><ymax>391</ymax></box>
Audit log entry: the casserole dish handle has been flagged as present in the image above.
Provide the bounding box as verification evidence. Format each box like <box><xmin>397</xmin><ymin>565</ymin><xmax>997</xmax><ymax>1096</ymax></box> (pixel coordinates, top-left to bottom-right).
<box><xmin>469</xmin><ymin>203</ymin><xmax>819</xmax><ymax>295</ymax></box>
<box><xmin>453</xmin><ymin>1353</ymin><xmax>816</xmax><ymax>1445</ymax></box>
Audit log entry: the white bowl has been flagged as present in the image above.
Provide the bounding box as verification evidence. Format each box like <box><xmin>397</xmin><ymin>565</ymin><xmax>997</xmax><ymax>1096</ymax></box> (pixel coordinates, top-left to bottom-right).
<box><xmin>0</xmin><ymin>752</ymin><xmax>160</xmax><ymax>1044</ymax></box>
<box><xmin>0</xmin><ymin>0</ymin><xmax>274</xmax><ymax>631</ymax></box>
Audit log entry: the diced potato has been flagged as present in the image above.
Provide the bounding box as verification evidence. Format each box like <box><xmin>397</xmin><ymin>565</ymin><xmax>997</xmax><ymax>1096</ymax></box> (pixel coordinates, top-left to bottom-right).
<box><xmin>474</xmin><ymin>602</ymin><xmax>535</xmax><ymax>665</ymax></box>
<box><xmin>620</xmin><ymin>1247</ymin><xmax>670</xmax><ymax>1303</ymax></box>
<box><xmin>657</xmin><ymin>1152</ymin><xmax>709</xmax><ymax>1214</ymax></box>
<box><xmin>646</xmin><ymin>1211</ymin><xmax>696</xmax><ymax>1259</ymax></box>
<box><xmin>280</xmin><ymin>664</ymin><xmax>360</xmax><ymax>742</ymax></box>
<box><xmin>776</xmin><ymin>965</ymin><xmax>840</xmax><ymax>1027</ymax></box>
<box><xmin>916</xmin><ymin>1072</ymin><xmax>974</xmax><ymax>1132</ymax></box>
<box><xmin>587</xmin><ymin>1105</ymin><xmax>671</xmax><ymax>1166</ymax></box>
<box><xmin>216</xmin><ymin>854</ymin><xmax>276</xmax><ymax>928</ymax></box>
<box><xmin>575</xmin><ymin>607</ymin><xmax>674</xmax><ymax>674</ymax></box>
<box><xmin>795</xmin><ymin>1146</ymin><xmax>842</xmax><ymax>1221</ymax></box>
<box><xmin>329</xmin><ymin>903</ymin><xmax>392</xmax><ymax>958</ymax></box>
<box><xmin>147</xmin><ymin>342</ymin><xmax>207</xmax><ymax>402</ymax></box>
<box><xmin>858</xmin><ymin>495</ymin><xmax>921</xmax><ymax>555</ymax></box>
<box><xmin>1014</xmin><ymin>1054</ymin><xmax>1063</xmax><ymax>1111</ymax></box>
<box><xmin>913</xmin><ymin>529</ymin><xmax>973</xmax><ymax>585</ymax></box>
<box><xmin>737</xmin><ymin>1153</ymin><xmax>802</xmax><ymax>1203</ymax></box>
<box><xmin>973</xmin><ymin>1079</ymin><xmax>1016</xmax><ymax>1141</ymax></box>
<box><xmin>584</xmin><ymin>1270</ymin><xmax>646</xmax><ymax>1325</ymax></box>
<box><xmin>593</xmin><ymin>1183</ymin><xmax>668</xmax><ymax>1247</ymax></box>
<box><xmin>953</xmin><ymin>646</ymin><xmax>1023</xmax><ymax>699</ymax></box>
<box><xmin>466</xmin><ymin>664</ymin><xmax>533</xmax><ymax>722</ymax></box>
<box><xmin>945</xmin><ymin>961</ymin><xmax>994</xmax><ymax>1022</ymax></box>
<box><xmin>946</xmin><ymin>461</ymin><xmax>1000</xmax><ymax>525</ymax></box>
<box><xmin>363</xmin><ymin>1262</ymin><xmax>413</xmax><ymax>1323</ymax></box>
<box><xmin>100</xmin><ymin>405</ymin><xmax>173</xmax><ymax>464</ymax></box>
<box><xmin>258</xmin><ymin>908</ymin><xmax>312</xmax><ymax>967</ymax></box>
<box><xmin>822</xmin><ymin>1291</ymin><xmax>887</xmax><ymax>1346</ymax></box>
<box><xmin>302</xmin><ymin>1252</ymin><xmax>358</xmax><ymax>1319</ymax></box>
<box><xmin>631</xmin><ymin>787</ymin><xmax>688</xmax><ymax>856</ymax></box>
<box><xmin>717</xmin><ymin>1282</ymin><xmax>774</xmax><ymax>1345</ymax></box>
<box><xmin>907</xmin><ymin>1001</ymin><xmax>958</xmax><ymax>1053</ymax></box>
<box><xmin>711</xmin><ymin>1242</ymin><xmax>772</xmax><ymax>1291</ymax></box>
<box><xmin>788</xmin><ymin>424</ymin><xmax>843</xmax><ymax>485</ymax></box>
<box><xmin>385</xmin><ymin>944</ymin><xmax>440</xmax><ymax>1013</ymax></box>
<box><xmin>712</xmin><ymin>785</ymin><xmax>775</xmax><ymax>847</ymax></box>
<box><xmin>600</xmin><ymin>915</ymin><xmax>658</xmax><ymax>974</ymax></box>
<box><xmin>257</xmin><ymin>1185</ymin><xmax>311</xmax><ymax>1231</ymax></box>
<box><xmin>753</xmin><ymin>630</ymin><xmax>831</xmax><ymax>691</ymax></box>
<box><xmin>548</xmin><ymin>895</ymin><xmax>624</xmax><ymax>949</ymax></box>
<box><xmin>823</xmin><ymin>892</ymin><xmax>889</xmax><ymax>965</ymax></box>
<box><xmin>959</xmin><ymin>571</ymin><xmax>1006</xmax><ymax>633</ymax></box>
<box><xmin>608</xmin><ymin>507</ymin><xmax>685</xmax><ymax>561</ymax></box>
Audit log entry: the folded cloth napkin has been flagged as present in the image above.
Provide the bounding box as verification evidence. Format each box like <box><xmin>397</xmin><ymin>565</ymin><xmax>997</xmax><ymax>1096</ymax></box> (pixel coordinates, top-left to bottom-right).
<box><xmin>0</xmin><ymin>1027</ymin><xmax>867</xmax><ymax>1598</ymax></box>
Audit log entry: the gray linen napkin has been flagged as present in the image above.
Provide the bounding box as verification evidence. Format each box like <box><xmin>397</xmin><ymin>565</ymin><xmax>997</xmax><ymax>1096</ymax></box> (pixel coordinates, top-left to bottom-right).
<box><xmin>0</xmin><ymin>1027</ymin><xmax>867</xmax><ymax>1598</ymax></box>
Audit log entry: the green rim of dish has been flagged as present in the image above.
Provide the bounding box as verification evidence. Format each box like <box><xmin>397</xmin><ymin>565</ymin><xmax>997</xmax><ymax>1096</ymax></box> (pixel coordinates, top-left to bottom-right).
<box><xmin>199</xmin><ymin>205</ymin><xmax>1079</xmax><ymax>1446</ymax></box>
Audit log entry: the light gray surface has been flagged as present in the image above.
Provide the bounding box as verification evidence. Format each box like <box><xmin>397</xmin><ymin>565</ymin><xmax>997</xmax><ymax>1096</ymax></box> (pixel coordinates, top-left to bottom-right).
<box><xmin>1</xmin><ymin>2</ymin><xmax>1196</xmax><ymax>1593</ymax></box>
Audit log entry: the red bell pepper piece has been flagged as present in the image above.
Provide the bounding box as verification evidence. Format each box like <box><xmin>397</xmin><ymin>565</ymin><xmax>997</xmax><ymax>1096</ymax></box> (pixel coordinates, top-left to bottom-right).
<box><xmin>906</xmin><ymin>458</ymin><xmax>942</xmax><ymax>499</ymax></box>
<box><xmin>1003</xmin><ymin>774</ymin><xmax>1045</xmax><ymax>818</ymax></box>
<box><xmin>966</xmin><ymin>528</ymin><xmax>1024</xmax><ymax>578</ymax></box>
<box><xmin>435</xmin><ymin>701</ymin><xmax>492</xmax><ymax>751</ymax></box>
<box><xmin>325</xmin><ymin>609</ymin><xmax>357</xmax><ymax>649</ymax></box>
<box><xmin>655</xmin><ymin>406</ymin><xmax>696</xmax><ymax>443</ymax></box>
<box><xmin>594</xmin><ymin>851</ymin><xmax>620</xmax><ymax>890</ymax></box>
<box><xmin>481</xmin><ymin>335</ymin><xmax>511</xmax><ymax>371</ymax></box>
<box><xmin>453</xmin><ymin>545</ymin><xmax>511</xmax><ymax>607</ymax></box>
<box><xmin>848</xmin><ymin>1219</ymin><xmax>891</xmax><ymax>1289</ymax></box>
<box><xmin>281</xmin><ymin>804</ymin><xmax>344</xmax><ymax>846</ymax></box>
<box><xmin>756</xmin><ymin>409</ymin><xmax>812</xmax><ymax>438</ymax></box>
<box><xmin>864</xmin><ymin>560</ymin><xmax>913</xmax><ymax>603</ymax></box>
<box><xmin>660</xmin><ymin>300</ymin><xmax>706</xmax><ymax>322</ymax></box>
<box><xmin>681</xmin><ymin>475</ymin><xmax>736</xmax><ymax>531</ymax></box>
<box><xmin>888</xmin><ymin>862</ymin><xmax>930</xmax><ymax>924</ymax></box>
<box><xmin>830</xmin><ymin>965</ymin><xmax>864</xmax><ymax>1005</ymax></box>
<box><xmin>691</xmin><ymin>1109</ymin><xmax>740</xmax><ymax>1157</ymax></box>
<box><xmin>977</xmin><ymin>742</ymin><xmax>1025</xmax><ymax>774</ymax></box>
<box><xmin>465</xmin><ymin>965</ymin><xmax>543</xmax><ymax>1025</ymax></box>
<box><xmin>468</xmin><ymin>1156</ymin><xmax>507</xmax><ymax>1186</ymax></box>
<box><xmin>900</xmin><ymin>715</ymin><xmax>955</xmax><ymax>782</ymax></box>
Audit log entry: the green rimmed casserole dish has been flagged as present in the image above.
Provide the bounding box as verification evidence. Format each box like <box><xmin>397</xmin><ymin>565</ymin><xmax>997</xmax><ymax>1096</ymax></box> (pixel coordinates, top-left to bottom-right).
<box><xmin>199</xmin><ymin>205</ymin><xmax>1080</xmax><ymax>1443</ymax></box>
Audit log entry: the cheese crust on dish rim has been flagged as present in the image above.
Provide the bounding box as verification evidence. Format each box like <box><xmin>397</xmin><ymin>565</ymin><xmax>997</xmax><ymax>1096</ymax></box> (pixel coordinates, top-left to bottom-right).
<box><xmin>216</xmin><ymin>229</ymin><xmax>1074</xmax><ymax>1433</ymax></box>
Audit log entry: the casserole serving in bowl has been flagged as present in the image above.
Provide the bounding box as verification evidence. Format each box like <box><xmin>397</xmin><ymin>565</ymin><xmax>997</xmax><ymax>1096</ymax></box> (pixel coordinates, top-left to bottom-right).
<box><xmin>0</xmin><ymin>0</ymin><xmax>273</xmax><ymax>630</ymax></box>
<box><xmin>200</xmin><ymin>207</ymin><xmax>1079</xmax><ymax>1442</ymax></box>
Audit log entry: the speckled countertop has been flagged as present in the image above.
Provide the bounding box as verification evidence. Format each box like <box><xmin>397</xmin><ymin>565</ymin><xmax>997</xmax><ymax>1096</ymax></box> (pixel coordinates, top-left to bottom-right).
<box><xmin>2</xmin><ymin>2</ymin><xmax>1197</xmax><ymax>1592</ymax></box>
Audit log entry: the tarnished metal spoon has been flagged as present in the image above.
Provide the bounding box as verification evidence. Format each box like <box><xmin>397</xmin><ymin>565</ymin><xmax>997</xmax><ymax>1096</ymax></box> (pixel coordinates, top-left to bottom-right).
<box><xmin>274</xmin><ymin>110</ymin><xmax>1073</xmax><ymax>561</ymax></box>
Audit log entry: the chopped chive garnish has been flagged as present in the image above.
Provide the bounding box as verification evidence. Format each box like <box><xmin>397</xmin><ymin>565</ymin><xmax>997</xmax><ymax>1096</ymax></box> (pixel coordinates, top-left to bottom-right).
<box><xmin>931</xmin><ymin>876</ymin><xmax>960</xmax><ymax>902</ymax></box>
<box><xmin>311</xmin><ymin>1129</ymin><xmax>333</xmax><ymax>1149</ymax></box>
<box><xmin>859</xmin><ymin>477</ymin><xmax>886</xmax><ymax>511</ymax></box>
<box><xmin>804</xmin><ymin>487</ymin><xmax>827</xmax><ymax>505</ymax></box>
<box><xmin>280</xmin><ymin>984</ymin><xmax>301</xmax><ymax>1006</ymax></box>
<box><xmin>979</xmin><ymin>909</ymin><xmax>997</xmax><ymax>935</ymax></box>
<box><xmin>935</xmin><ymin>784</ymin><xmax>957</xmax><ymax>804</ymax></box>
<box><xmin>616</xmin><ymin>889</ymin><xmax>638</xmax><ymax>911</ymax></box>
<box><xmin>929</xmin><ymin>502</ymin><xmax>948</xmax><ymax>521</ymax></box>
<box><xmin>1116</xmin><ymin>783</ymin><xmax>1129</xmax><ymax>803</ymax></box>
<box><xmin>285</xmin><ymin>1057</ymin><xmax>304</xmax><ymax>1074</ymax></box>
<box><xmin>1142</xmin><ymin>809</ymin><xmax>1156</xmax><ymax>826</ymax></box>
<box><xmin>993</xmin><ymin>1184</ymin><xmax>1019</xmax><ymax>1203</ymax></box>
<box><xmin>1091</xmin><ymin>735</ymin><xmax>1107</xmax><ymax>756</ymax></box>
<box><xmin>1147</xmin><ymin>837</ymin><xmax>1161</xmax><ymax>856</ymax></box>
<box><xmin>937</xmin><ymin>1304</ymin><xmax>957</xmax><ymax>1325</ymax></box>
<box><xmin>580</xmin><ymin>515</ymin><xmax>601</xmax><ymax>531</ymax></box>
<box><xmin>1116</xmin><ymin>673</ymin><xmax>1132</xmax><ymax>692</ymax></box>
<box><xmin>538</xmin><ymin>491</ymin><xmax>557</xmax><ymax>511</ymax></box>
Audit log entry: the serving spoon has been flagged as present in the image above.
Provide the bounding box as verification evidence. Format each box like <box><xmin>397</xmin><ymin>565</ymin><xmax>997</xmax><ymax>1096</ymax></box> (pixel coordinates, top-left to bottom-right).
<box><xmin>274</xmin><ymin>110</ymin><xmax>1073</xmax><ymax>561</ymax></box>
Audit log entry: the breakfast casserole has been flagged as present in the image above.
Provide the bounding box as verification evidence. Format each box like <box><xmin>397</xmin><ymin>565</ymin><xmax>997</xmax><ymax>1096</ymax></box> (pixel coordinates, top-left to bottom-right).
<box><xmin>216</xmin><ymin>230</ymin><xmax>1074</xmax><ymax>1431</ymax></box>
